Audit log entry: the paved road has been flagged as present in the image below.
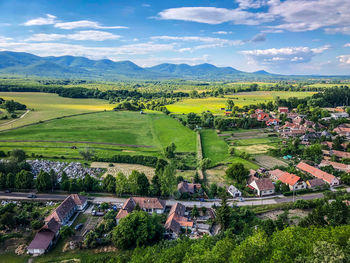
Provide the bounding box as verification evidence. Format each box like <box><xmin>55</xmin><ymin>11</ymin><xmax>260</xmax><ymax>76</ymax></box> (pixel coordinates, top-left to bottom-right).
<box><xmin>0</xmin><ymin>191</ymin><xmax>330</xmax><ymax>208</ymax></box>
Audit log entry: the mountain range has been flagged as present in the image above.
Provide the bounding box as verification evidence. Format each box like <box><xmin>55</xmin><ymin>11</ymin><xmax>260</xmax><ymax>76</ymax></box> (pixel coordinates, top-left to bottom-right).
<box><xmin>0</xmin><ymin>51</ymin><xmax>348</xmax><ymax>81</ymax></box>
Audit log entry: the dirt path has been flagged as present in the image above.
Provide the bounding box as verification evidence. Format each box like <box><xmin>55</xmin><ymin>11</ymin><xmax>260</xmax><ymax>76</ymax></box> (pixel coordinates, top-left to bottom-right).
<box><xmin>0</xmin><ymin>139</ymin><xmax>154</xmax><ymax>148</ymax></box>
<box><xmin>0</xmin><ymin>109</ymin><xmax>30</xmax><ymax>127</ymax></box>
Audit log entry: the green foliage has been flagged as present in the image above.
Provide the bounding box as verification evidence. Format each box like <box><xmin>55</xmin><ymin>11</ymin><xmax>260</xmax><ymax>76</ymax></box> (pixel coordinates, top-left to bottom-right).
<box><xmin>60</xmin><ymin>225</ymin><xmax>74</xmax><ymax>239</ymax></box>
<box><xmin>225</xmin><ymin>163</ymin><xmax>249</xmax><ymax>184</ymax></box>
<box><xmin>15</xmin><ymin>170</ymin><xmax>34</xmax><ymax>190</ymax></box>
<box><xmin>112</xmin><ymin>210</ymin><xmax>164</xmax><ymax>249</ymax></box>
<box><xmin>35</xmin><ymin>170</ymin><xmax>51</xmax><ymax>192</ymax></box>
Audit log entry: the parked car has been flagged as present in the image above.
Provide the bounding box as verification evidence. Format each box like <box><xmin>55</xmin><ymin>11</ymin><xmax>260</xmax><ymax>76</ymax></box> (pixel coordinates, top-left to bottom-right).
<box><xmin>27</xmin><ymin>193</ymin><xmax>37</xmax><ymax>198</ymax></box>
<box><xmin>75</xmin><ymin>223</ymin><xmax>84</xmax><ymax>231</ymax></box>
<box><xmin>5</xmin><ymin>189</ymin><xmax>11</xmax><ymax>193</ymax></box>
<box><xmin>238</xmin><ymin>197</ymin><xmax>245</xmax><ymax>202</ymax></box>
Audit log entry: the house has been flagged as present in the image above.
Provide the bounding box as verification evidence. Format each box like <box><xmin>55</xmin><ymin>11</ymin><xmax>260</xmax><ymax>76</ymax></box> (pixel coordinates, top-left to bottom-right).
<box><xmin>116</xmin><ymin>197</ymin><xmax>166</xmax><ymax>223</ymax></box>
<box><xmin>278</xmin><ymin>172</ymin><xmax>307</xmax><ymax>191</ymax></box>
<box><xmin>28</xmin><ymin>194</ymin><xmax>86</xmax><ymax>255</ymax></box>
<box><xmin>165</xmin><ymin>203</ymin><xmax>193</xmax><ymax>238</ymax></box>
<box><xmin>333</xmin><ymin>126</ymin><xmax>350</xmax><ymax>137</ymax></box>
<box><xmin>178</xmin><ymin>181</ymin><xmax>201</xmax><ymax>195</ymax></box>
<box><xmin>228</xmin><ymin>185</ymin><xmax>242</xmax><ymax>197</ymax></box>
<box><xmin>278</xmin><ymin>107</ymin><xmax>289</xmax><ymax>114</ymax></box>
<box><xmin>319</xmin><ymin>160</ymin><xmax>350</xmax><ymax>173</ymax></box>
<box><xmin>44</xmin><ymin>195</ymin><xmax>85</xmax><ymax>225</ymax></box>
<box><xmin>300</xmin><ymin>132</ymin><xmax>321</xmax><ymax>143</ymax></box>
<box><xmin>27</xmin><ymin>218</ymin><xmax>60</xmax><ymax>255</ymax></box>
<box><xmin>247</xmin><ymin>169</ymin><xmax>259</xmax><ymax>184</ymax></box>
<box><xmin>306</xmin><ymin>178</ymin><xmax>327</xmax><ymax>189</ymax></box>
<box><xmin>257</xmin><ymin>112</ymin><xmax>269</xmax><ymax>121</ymax></box>
<box><xmin>330</xmin><ymin>112</ymin><xmax>349</xmax><ymax>119</ymax></box>
<box><xmin>266</xmin><ymin>118</ymin><xmax>280</xmax><ymax>126</ymax></box>
<box><xmin>268</xmin><ymin>169</ymin><xmax>285</xmax><ymax>181</ymax></box>
<box><xmin>249</xmin><ymin>178</ymin><xmax>275</xmax><ymax>196</ymax></box>
<box><xmin>329</xmin><ymin>149</ymin><xmax>350</xmax><ymax>159</ymax></box>
<box><xmin>296</xmin><ymin>162</ymin><xmax>340</xmax><ymax>186</ymax></box>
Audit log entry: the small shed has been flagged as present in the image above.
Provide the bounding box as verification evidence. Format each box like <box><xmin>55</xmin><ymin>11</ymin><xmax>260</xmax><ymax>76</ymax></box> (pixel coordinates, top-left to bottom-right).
<box><xmin>228</xmin><ymin>185</ymin><xmax>242</xmax><ymax>197</ymax></box>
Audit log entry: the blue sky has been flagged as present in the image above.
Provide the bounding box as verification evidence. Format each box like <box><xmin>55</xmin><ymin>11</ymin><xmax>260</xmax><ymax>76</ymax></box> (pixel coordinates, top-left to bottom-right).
<box><xmin>0</xmin><ymin>0</ymin><xmax>349</xmax><ymax>75</ymax></box>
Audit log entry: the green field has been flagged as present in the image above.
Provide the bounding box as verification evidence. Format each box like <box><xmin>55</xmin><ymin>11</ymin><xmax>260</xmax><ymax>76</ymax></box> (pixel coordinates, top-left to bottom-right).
<box><xmin>0</xmin><ymin>111</ymin><xmax>196</xmax><ymax>159</ymax></box>
<box><xmin>167</xmin><ymin>91</ymin><xmax>315</xmax><ymax>114</ymax></box>
<box><xmin>201</xmin><ymin>129</ymin><xmax>230</xmax><ymax>165</ymax></box>
<box><xmin>0</xmin><ymin>92</ymin><xmax>115</xmax><ymax>131</ymax></box>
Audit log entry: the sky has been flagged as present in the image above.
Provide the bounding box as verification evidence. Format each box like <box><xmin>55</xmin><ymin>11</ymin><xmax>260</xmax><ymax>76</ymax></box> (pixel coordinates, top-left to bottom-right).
<box><xmin>0</xmin><ymin>0</ymin><xmax>349</xmax><ymax>75</ymax></box>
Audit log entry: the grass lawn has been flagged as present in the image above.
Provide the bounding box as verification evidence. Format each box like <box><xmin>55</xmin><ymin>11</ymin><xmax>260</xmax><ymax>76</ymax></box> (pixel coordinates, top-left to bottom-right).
<box><xmin>0</xmin><ymin>253</ymin><xmax>29</xmax><ymax>263</ymax></box>
<box><xmin>0</xmin><ymin>92</ymin><xmax>115</xmax><ymax>131</ymax></box>
<box><xmin>167</xmin><ymin>91</ymin><xmax>315</xmax><ymax>114</ymax></box>
<box><xmin>0</xmin><ymin>111</ymin><xmax>196</xmax><ymax>160</ymax></box>
<box><xmin>201</xmin><ymin>129</ymin><xmax>230</xmax><ymax>165</ymax></box>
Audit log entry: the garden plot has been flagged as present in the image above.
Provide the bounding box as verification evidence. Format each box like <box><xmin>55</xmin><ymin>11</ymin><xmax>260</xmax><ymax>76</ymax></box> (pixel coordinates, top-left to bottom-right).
<box><xmin>91</xmin><ymin>162</ymin><xmax>155</xmax><ymax>179</ymax></box>
<box><xmin>254</xmin><ymin>155</ymin><xmax>288</xmax><ymax>169</ymax></box>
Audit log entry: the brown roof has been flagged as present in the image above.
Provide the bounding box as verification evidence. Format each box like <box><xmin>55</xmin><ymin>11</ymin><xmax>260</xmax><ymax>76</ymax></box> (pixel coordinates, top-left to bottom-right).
<box><xmin>178</xmin><ymin>181</ymin><xmax>201</xmax><ymax>194</ymax></box>
<box><xmin>116</xmin><ymin>197</ymin><xmax>165</xmax><ymax>220</ymax></box>
<box><xmin>70</xmin><ymin>194</ymin><xmax>87</xmax><ymax>206</ymax></box>
<box><xmin>297</xmin><ymin>162</ymin><xmax>337</xmax><ymax>184</ymax></box>
<box><xmin>268</xmin><ymin>169</ymin><xmax>285</xmax><ymax>180</ymax></box>
<box><xmin>27</xmin><ymin>230</ymin><xmax>55</xmax><ymax>251</ymax></box>
<box><xmin>42</xmin><ymin>218</ymin><xmax>60</xmax><ymax>233</ymax></box>
<box><xmin>252</xmin><ymin>178</ymin><xmax>274</xmax><ymax>191</ymax></box>
<box><xmin>320</xmin><ymin>160</ymin><xmax>350</xmax><ymax>173</ymax></box>
<box><xmin>331</xmin><ymin>150</ymin><xmax>350</xmax><ymax>159</ymax></box>
<box><xmin>165</xmin><ymin>203</ymin><xmax>193</xmax><ymax>235</ymax></box>
<box><xmin>45</xmin><ymin>195</ymin><xmax>76</xmax><ymax>223</ymax></box>
<box><xmin>278</xmin><ymin>172</ymin><xmax>301</xmax><ymax>186</ymax></box>
<box><xmin>307</xmin><ymin>178</ymin><xmax>326</xmax><ymax>188</ymax></box>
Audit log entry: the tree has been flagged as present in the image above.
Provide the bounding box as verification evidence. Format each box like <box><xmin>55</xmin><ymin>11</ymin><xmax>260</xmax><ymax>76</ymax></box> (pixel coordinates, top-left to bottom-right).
<box><xmin>49</xmin><ymin>169</ymin><xmax>58</xmax><ymax>191</ymax></box>
<box><xmin>209</xmin><ymin>183</ymin><xmax>218</xmax><ymax>198</ymax></box>
<box><xmin>0</xmin><ymin>172</ymin><xmax>6</xmax><ymax>189</ymax></box>
<box><xmin>103</xmin><ymin>174</ymin><xmax>116</xmax><ymax>193</ymax></box>
<box><xmin>159</xmin><ymin>164</ymin><xmax>177</xmax><ymax>196</ymax></box>
<box><xmin>165</xmin><ymin>143</ymin><xmax>176</xmax><ymax>159</ymax></box>
<box><xmin>83</xmin><ymin>173</ymin><xmax>94</xmax><ymax>192</ymax></box>
<box><xmin>35</xmin><ymin>170</ymin><xmax>51</xmax><ymax>192</ymax></box>
<box><xmin>111</xmin><ymin>210</ymin><xmax>164</xmax><ymax>249</ymax></box>
<box><xmin>60</xmin><ymin>225</ymin><xmax>74</xmax><ymax>239</ymax></box>
<box><xmin>136</xmin><ymin>172</ymin><xmax>150</xmax><ymax>196</ymax></box>
<box><xmin>191</xmin><ymin>205</ymin><xmax>200</xmax><ymax>218</ymax></box>
<box><xmin>6</xmin><ymin>173</ymin><xmax>15</xmax><ymax>188</ymax></box>
<box><xmin>69</xmin><ymin>179</ymin><xmax>81</xmax><ymax>192</ymax></box>
<box><xmin>215</xmin><ymin>193</ymin><xmax>231</xmax><ymax>231</ymax></box>
<box><xmin>115</xmin><ymin>172</ymin><xmax>128</xmax><ymax>196</ymax></box>
<box><xmin>150</xmin><ymin>174</ymin><xmax>161</xmax><ymax>196</ymax></box>
<box><xmin>332</xmin><ymin>136</ymin><xmax>344</xmax><ymax>151</ymax></box>
<box><xmin>79</xmin><ymin>148</ymin><xmax>95</xmax><ymax>161</ymax></box>
<box><xmin>60</xmin><ymin>172</ymin><xmax>70</xmax><ymax>191</ymax></box>
<box><xmin>310</xmin><ymin>241</ymin><xmax>345</xmax><ymax>263</ymax></box>
<box><xmin>303</xmin><ymin>144</ymin><xmax>323</xmax><ymax>163</ymax></box>
<box><xmin>15</xmin><ymin>170</ymin><xmax>34</xmax><ymax>190</ymax></box>
<box><xmin>9</xmin><ymin>149</ymin><xmax>26</xmax><ymax>162</ymax></box>
<box><xmin>84</xmin><ymin>231</ymin><xmax>98</xmax><ymax>248</ymax></box>
<box><xmin>199</xmin><ymin>158</ymin><xmax>211</xmax><ymax>170</ymax></box>
<box><xmin>31</xmin><ymin>220</ymin><xmax>44</xmax><ymax>230</ymax></box>
<box><xmin>326</xmin><ymin>200</ymin><xmax>349</xmax><ymax>226</ymax></box>
<box><xmin>100</xmin><ymin>202</ymin><xmax>109</xmax><ymax>210</ymax></box>
<box><xmin>0</xmin><ymin>212</ymin><xmax>16</xmax><ymax>229</ymax></box>
<box><xmin>225</xmin><ymin>163</ymin><xmax>249</xmax><ymax>184</ymax></box>
<box><xmin>226</xmin><ymin>99</ymin><xmax>235</xmax><ymax>110</ymax></box>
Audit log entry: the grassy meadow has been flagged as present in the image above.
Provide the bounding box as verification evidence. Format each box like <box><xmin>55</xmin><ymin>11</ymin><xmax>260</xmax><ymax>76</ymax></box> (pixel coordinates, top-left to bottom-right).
<box><xmin>167</xmin><ymin>91</ymin><xmax>315</xmax><ymax>114</ymax></box>
<box><xmin>0</xmin><ymin>111</ymin><xmax>196</xmax><ymax>160</ymax></box>
<box><xmin>0</xmin><ymin>92</ymin><xmax>115</xmax><ymax>131</ymax></box>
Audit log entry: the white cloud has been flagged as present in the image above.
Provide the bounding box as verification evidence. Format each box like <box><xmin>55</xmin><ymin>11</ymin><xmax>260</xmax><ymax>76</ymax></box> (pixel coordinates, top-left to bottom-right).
<box><xmin>325</xmin><ymin>27</ymin><xmax>350</xmax><ymax>35</ymax></box>
<box><xmin>26</xmin><ymin>30</ymin><xmax>120</xmax><ymax>42</ymax></box>
<box><xmin>344</xmin><ymin>43</ymin><xmax>350</xmax><ymax>47</ymax></box>
<box><xmin>54</xmin><ymin>20</ymin><xmax>127</xmax><ymax>30</ymax></box>
<box><xmin>213</xmin><ymin>31</ymin><xmax>232</xmax><ymax>35</ymax></box>
<box><xmin>151</xmin><ymin>35</ymin><xmax>244</xmax><ymax>52</ymax></box>
<box><xmin>242</xmin><ymin>45</ymin><xmax>329</xmax><ymax>65</ymax></box>
<box><xmin>236</xmin><ymin>0</ymin><xmax>267</xmax><ymax>9</ymax></box>
<box><xmin>157</xmin><ymin>7</ymin><xmax>274</xmax><ymax>25</ymax></box>
<box><xmin>268</xmin><ymin>0</ymin><xmax>350</xmax><ymax>33</ymax></box>
<box><xmin>338</xmin><ymin>55</ymin><xmax>350</xmax><ymax>64</ymax></box>
<box><xmin>24</xmin><ymin>14</ymin><xmax>57</xmax><ymax>26</ymax></box>
<box><xmin>251</xmin><ymin>33</ymin><xmax>266</xmax><ymax>42</ymax></box>
<box><xmin>0</xmin><ymin>41</ymin><xmax>175</xmax><ymax>60</ymax></box>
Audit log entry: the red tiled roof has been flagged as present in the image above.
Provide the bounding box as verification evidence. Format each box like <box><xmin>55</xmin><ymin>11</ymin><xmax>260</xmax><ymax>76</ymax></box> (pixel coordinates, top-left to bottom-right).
<box><xmin>296</xmin><ymin>162</ymin><xmax>337</xmax><ymax>184</ymax></box>
<box><xmin>331</xmin><ymin>150</ymin><xmax>350</xmax><ymax>159</ymax></box>
<box><xmin>165</xmin><ymin>203</ymin><xmax>193</xmax><ymax>235</ymax></box>
<box><xmin>268</xmin><ymin>169</ymin><xmax>285</xmax><ymax>180</ymax></box>
<box><xmin>278</xmin><ymin>172</ymin><xmax>300</xmax><ymax>186</ymax></box>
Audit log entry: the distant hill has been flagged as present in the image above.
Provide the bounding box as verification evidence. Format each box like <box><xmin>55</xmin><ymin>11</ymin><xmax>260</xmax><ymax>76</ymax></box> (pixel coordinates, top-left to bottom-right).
<box><xmin>0</xmin><ymin>51</ymin><xmax>348</xmax><ymax>81</ymax></box>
